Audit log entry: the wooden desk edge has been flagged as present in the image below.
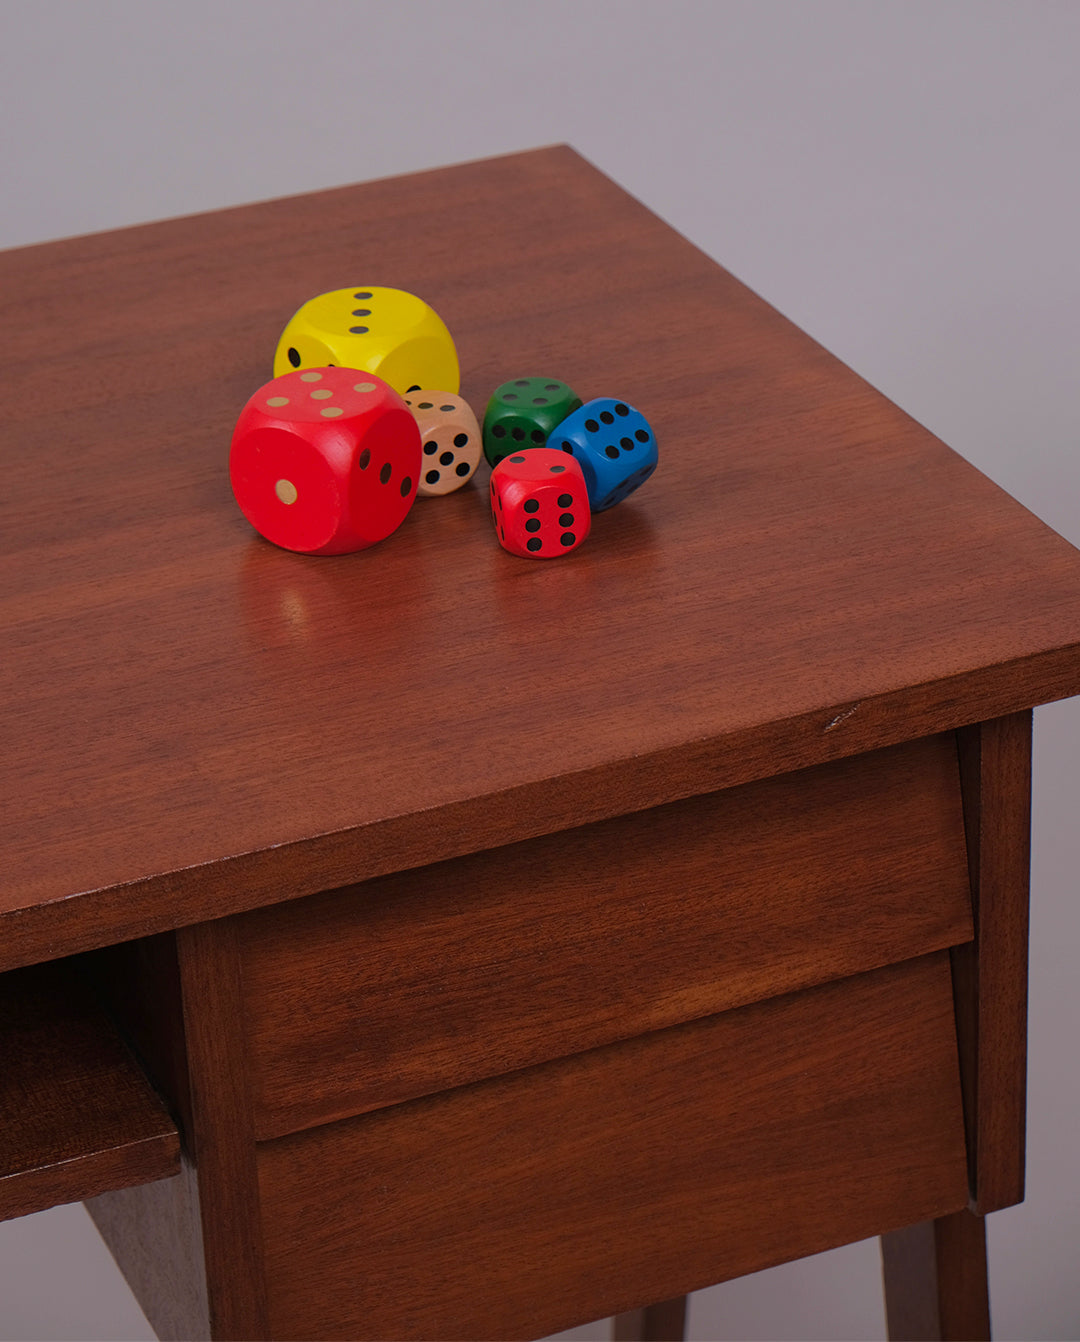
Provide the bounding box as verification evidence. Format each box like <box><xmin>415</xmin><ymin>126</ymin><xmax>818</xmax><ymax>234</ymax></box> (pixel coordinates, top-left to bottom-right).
<box><xmin>3</xmin><ymin>642</ymin><xmax>1077</xmax><ymax>975</ymax></box>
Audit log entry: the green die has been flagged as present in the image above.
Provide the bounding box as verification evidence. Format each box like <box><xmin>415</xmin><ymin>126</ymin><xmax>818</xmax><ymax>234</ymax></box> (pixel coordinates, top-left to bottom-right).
<box><xmin>482</xmin><ymin>376</ymin><xmax>582</xmax><ymax>467</ymax></box>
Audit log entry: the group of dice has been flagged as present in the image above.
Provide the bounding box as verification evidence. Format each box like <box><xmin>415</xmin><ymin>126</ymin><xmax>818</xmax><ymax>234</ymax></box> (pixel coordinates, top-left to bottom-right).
<box><xmin>228</xmin><ymin>286</ymin><xmax>657</xmax><ymax>559</ymax></box>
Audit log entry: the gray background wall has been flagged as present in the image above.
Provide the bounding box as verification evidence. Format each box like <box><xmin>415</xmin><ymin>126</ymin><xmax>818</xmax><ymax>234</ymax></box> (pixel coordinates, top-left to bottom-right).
<box><xmin>1</xmin><ymin>2</ymin><xmax>1078</xmax><ymax>1338</ymax></box>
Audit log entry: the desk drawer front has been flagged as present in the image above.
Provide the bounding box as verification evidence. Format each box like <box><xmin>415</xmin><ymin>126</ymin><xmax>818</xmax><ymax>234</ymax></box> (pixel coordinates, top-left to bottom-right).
<box><xmin>257</xmin><ymin>953</ymin><xmax>969</xmax><ymax>1341</ymax></box>
<box><xmin>237</xmin><ymin>732</ymin><xmax>971</xmax><ymax>1139</ymax></box>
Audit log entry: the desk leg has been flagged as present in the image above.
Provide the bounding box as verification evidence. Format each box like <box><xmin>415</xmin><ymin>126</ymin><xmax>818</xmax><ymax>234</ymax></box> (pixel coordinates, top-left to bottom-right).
<box><xmin>879</xmin><ymin>709</ymin><xmax>1030</xmax><ymax>1342</ymax></box>
<box><xmin>880</xmin><ymin>1210</ymin><xmax>990</xmax><ymax>1341</ymax></box>
<box><xmin>85</xmin><ymin>921</ymin><xmax>269</xmax><ymax>1341</ymax></box>
<box><xmin>954</xmin><ymin>711</ymin><xmax>1032</xmax><ymax>1214</ymax></box>
<box><xmin>612</xmin><ymin>1296</ymin><xmax>687</xmax><ymax>1341</ymax></box>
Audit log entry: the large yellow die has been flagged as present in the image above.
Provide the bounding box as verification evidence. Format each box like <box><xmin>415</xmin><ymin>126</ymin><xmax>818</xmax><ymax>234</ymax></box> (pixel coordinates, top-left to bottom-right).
<box><xmin>273</xmin><ymin>287</ymin><xmax>459</xmax><ymax>395</ymax></box>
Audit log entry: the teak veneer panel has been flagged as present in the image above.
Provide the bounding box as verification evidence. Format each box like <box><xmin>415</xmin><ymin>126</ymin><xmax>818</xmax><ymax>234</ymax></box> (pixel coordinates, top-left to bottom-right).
<box><xmin>954</xmin><ymin>710</ymin><xmax>1033</xmax><ymax>1213</ymax></box>
<box><xmin>0</xmin><ymin>961</ymin><xmax>179</xmax><ymax>1222</ymax></box>
<box><xmin>238</xmin><ymin>732</ymin><xmax>972</xmax><ymax>1138</ymax></box>
<box><xmin>4</xmin><ymin>147</ymin><xmax>1080</xmax><ymax>972</ymax></box>
<box><xmin>258</xmin><ymin>953</ymin><xmax>969</xmax><ymax>1342</ymax></box>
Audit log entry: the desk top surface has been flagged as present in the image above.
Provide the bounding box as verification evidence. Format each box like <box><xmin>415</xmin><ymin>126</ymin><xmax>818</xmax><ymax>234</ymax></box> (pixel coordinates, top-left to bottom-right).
<box><xmin>4</xmin><ymin>145</ymin><xmax>1080</xmax><ymax>970</ymax></box>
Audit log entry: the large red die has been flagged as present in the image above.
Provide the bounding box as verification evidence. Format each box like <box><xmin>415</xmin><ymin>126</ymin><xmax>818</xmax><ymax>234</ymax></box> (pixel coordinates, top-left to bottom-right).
<box><xmin>229</xmin><ymin>368</ymin><xmax>421</xmax><ymax>555</ymax></box>
<box><xmin>489</xmin><ymin>449</ymin><xmax>591</xmax><ymax>559</ymax></box>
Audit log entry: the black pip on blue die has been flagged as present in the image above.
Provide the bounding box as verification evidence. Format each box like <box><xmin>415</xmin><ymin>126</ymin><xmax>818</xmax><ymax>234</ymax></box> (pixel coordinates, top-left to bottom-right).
<box><xmin>554</xmin><ymin>398</ymin><xmax>658</xmax><ymax>511</ymax></box>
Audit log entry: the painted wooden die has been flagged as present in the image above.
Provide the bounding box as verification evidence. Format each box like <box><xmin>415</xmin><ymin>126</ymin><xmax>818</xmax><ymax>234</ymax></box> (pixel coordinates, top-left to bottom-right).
<box><xmin>489</xmin><ymin>449</ymin><xmax>591</xmax><ymax>559</ymax></box>
<box><xmin>554</xmin><ymin>398</ymin><xmax>658</xmax><ymax>511</ymax></box>
<box><xmin>404</xmin><ymin>391</ymin><xmax>482</xmax><ymax>496</ymax></box>
<box><xmin>482</xmin><ymin>376</ymin><xmax>582</xmax><ymax>467</ymax></box>
<box><xmin>273</xmin><ymin>287</ymin><xmax>459</xmax><ymax>396</ymax></box>
<box><xmin>229</xmin><ymin>368</ymin><xmax>421</xmax><ymax>555</ymax></box>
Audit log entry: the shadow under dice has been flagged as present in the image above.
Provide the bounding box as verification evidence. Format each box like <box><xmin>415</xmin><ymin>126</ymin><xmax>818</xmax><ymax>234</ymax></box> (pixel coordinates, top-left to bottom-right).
<box><xmin>490</xmin><ymin>449</ymin><xmax>591</xmax><ymax>559</ymax></box>
<box><xmin>555</xmin><ymin>398</ymin><xmax>658</xmax><ymax>511</ymax></box>
<box><xmin>273</xmin><ymin>287</ymin><xmax>459</xmax><ymax>397</ymax></box>
<box><xmin>229</xmin><ymin>367</ymin><xmax>421</xmax><ymax>555</ymax></box>
<box><xmin>482</xmin><ymin>376</ymin><xmax>582</xmax><ymax>467</ymax></box>
<box><xmin>404</xmin><ymin>391</ymin><xmax>482</xmax><ymax>496</ymax></box>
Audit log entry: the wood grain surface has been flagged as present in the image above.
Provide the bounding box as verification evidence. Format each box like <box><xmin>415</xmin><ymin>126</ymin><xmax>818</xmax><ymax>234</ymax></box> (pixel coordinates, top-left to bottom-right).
<box><xmin>4</xmin><ymin>146</ymin><xmax>1080</xmax><ymax>970</ymax></box>
<box><xmin>881</xmin><ymin>1209</ymin><xmax>991</xmax><ymax>1340</ymax></box>
<box><xmin>953</xmin><ymin>710</ymin><xmax>1032</xmax><ymax>1212</ymax></box>
<box><xmin>238</xmin><ymin>731</ymin><xmax>972</xmax><ymax>1138</ymax></box>
<box><xmin>0</xmin><ymin>960</ymin><xmax>179</xmax><ymax>1221</ymax></box>
<box><xmin>83</xmin><ymin>923</ymin><xmax>273</xmax><ymax>1341</ymax></box>
<box><xmin>257</xmin><ymin>953</ymin><xmax>969</xmax><ymax>1341</ymax></box>
<box><xmin>173</xmin><ymin>920</ymin><xmax>269</xmax><ymax>1340</ymax></box>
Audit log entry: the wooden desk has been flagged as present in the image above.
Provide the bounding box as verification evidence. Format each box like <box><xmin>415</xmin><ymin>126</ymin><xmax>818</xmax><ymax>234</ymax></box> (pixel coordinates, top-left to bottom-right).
<box><xmin>3</xmin><ymin>146</ymin><xmax>1080</xmax><ymax>1341</ymax></box>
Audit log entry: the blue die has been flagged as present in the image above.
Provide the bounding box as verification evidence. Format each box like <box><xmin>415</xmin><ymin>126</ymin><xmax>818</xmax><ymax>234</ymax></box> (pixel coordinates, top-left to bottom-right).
<box><xmin>553</xmin><ymin>398</ymin><xmax>658</xmax><ymax>511</ymax></box>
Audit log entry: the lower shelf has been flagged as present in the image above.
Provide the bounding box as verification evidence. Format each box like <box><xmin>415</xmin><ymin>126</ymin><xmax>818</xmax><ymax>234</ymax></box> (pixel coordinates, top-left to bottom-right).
<box><xmin>0</xmin><ymin>958</ymin><xmax>180</xmax><ymax>1222</ymax></box>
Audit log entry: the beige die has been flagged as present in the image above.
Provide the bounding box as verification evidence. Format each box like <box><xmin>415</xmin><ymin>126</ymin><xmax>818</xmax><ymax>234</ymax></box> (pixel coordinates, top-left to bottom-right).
<box><xmin>405</xmin><ymin>391</ymin><xmax>483</xmax><ymax>496</ymax></box>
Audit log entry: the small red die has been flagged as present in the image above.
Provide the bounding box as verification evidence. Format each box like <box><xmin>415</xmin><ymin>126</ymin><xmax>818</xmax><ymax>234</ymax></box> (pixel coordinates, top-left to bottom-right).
<box><xmin>489</xmin><ymin>448</ymin><xmax>591</xmax><ymax>559</ymax></box>
<box><xmin>229</xmin><ymin>367</ymin><xmax>421</xmax><ymax>555</ymax></box>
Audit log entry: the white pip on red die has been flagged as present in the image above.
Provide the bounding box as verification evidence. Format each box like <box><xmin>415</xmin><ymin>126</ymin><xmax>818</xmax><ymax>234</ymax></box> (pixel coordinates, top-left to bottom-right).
<box><xmin>403</xmin><ymin>391</ymin><xmax>482</xmax><ymax>496</ymax></box>
<box><xmin>489</xmin><ymin>448</ymin><xmax>591</xmax><ymax>559</ymax></box>
<box><xmin>229</xmin><ymin>367</ymin><xmax>421</xmax><ymax>554</ymax></box>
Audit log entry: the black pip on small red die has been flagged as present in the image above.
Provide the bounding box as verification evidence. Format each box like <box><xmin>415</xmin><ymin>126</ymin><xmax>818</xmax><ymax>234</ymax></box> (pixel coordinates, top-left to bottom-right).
<box><xmin>489</xmin><ymin>449</ymin><xmax>591</xmax><ymax>559</ymax></box>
